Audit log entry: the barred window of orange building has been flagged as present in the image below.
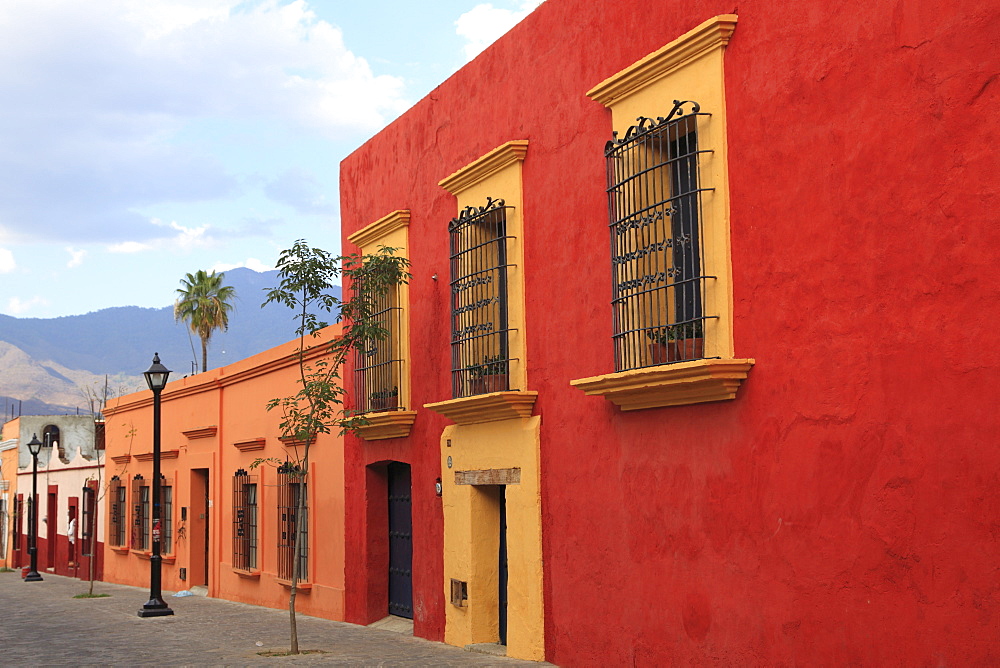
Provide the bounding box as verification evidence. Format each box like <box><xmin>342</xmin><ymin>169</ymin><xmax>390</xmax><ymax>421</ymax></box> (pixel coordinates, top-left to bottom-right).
<box><xmin>232</xmin><ymin>469</ymin><xmax>258</xmax><ymax>571</ymax></box>
<box><xmin>277</xmin><ymin>464</ymin><xmax>307</xmax><ymax>581</ymax></box>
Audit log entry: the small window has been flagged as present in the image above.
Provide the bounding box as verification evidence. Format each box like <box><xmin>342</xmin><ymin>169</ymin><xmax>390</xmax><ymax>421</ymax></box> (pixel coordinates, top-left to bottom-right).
<box><xmin>159</xmin><ymin>478</ymin><xmax>173</xmax><ymax>555</ymax></box>
<box><xmin>449</xmin><ymin>197</ymin><xmax>515</xmax><ymax>397</ymax></box>
<box><xmin>108</xmin><ymin>477</ymin><xmax>126</xmax><ymax>547</ymax></box>
<box><xmin>606</xmin><ymin>101</ymin><xmax>711</xmax><ymax>371</ymax></box>
<box><xmin>353</xmin><ymin>284</ymin><xmax>403</xmax><ymax>413</ymax></box>
<box><xmin>232</xmin><ymin>469</ymin><xmax>258</xmax><ymax>571</ymax></box>
<box><xmin>132</xmin><ymin>474</ymin><xmax>149</xmax><ymax>551</ymax></box>
<box><xmin>277</xmin><ymin>464</ymin><xmax>308</xmax><ymax>581</ymax></box>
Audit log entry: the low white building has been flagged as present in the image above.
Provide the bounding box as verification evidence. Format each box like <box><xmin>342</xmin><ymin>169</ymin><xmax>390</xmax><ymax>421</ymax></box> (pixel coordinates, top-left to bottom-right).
<box><xmin>2</xmin><ymin>414</ymin><xmax>105</xmax><ymax>580</ymax></box>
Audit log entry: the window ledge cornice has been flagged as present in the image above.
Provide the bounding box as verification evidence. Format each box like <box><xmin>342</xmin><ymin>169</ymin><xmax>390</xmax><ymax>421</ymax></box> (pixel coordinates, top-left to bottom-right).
<box><xmin>424</xmin><ymin>391</ymin><xmax>537</xmax><ymax>425</ymax></box>
<box><xmin>438</xmin><ymin>140</ymin><xmax>529</xmax><ymax>196</ymax></box>
<box><xmin>570</xmin><ymin>358</ymin><xmax>754</xmax><ymax>410</ymax></box>
<box><xmin>587</xmin><ymin>14</ymin><xmax>738</xmax><ymax>106</ymax></box>
<box><xmin>347</xmin><ymin>209</ymin><xmax>410</xmax><ymax>249</ymax></box>
<box><xmin>355</xmin><ymin>410</ymin><xmax>418</xmax><ymax>441</ymax></box>
<box><xmin>233</xmin><ymin>567</ymin><xmax>261</xmax><ymax>579</ymax></box>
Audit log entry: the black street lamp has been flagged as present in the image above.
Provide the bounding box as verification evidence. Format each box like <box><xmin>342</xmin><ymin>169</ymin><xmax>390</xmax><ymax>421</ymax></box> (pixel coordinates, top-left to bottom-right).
<box><xmin>24</xmin><ymin>433</ymin><xmax>51</xmax><ymax>582</ymax></box>
<box><xmin>138</xmin><ymin>353</ymin><xmax>174</xmax><ymax>618</ymax></box>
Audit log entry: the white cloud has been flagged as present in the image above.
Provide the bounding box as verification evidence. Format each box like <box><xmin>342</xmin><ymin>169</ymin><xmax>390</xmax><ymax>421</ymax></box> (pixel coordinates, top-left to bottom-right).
<box><xmin>65</xmin><ymin>247</ymin><xmax>86</xmax><ymax>268</ymax></box>
<box><xmin>212</xmin><ymin>257</ymin><xmax>274</xmax><ymax>273</ymax></box>
<box><xmin>7</xmin><ymin>295</ymin><xmax>48</xmax><ymax>315</ymax></box>
<box><xmin>0</xmin><ymin>247</ymin><xmax>14</xmax><ymax>273</ymax></box>
<box><xmin>455</xmin><ymin>0</ymin><xmax>544</xmax><ymax>60</ymax></box>
<box><xmin>0</xmin><ymin>0</ymin><xmax>408</xmax><ymax>244</ymax></box>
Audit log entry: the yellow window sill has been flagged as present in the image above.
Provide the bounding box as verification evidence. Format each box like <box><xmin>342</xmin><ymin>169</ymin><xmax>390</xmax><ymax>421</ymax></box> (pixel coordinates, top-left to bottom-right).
<box><xmin>355</xmin><ymin>410</ymin><xmax>418</xmax><ymax>441</ymax></box>
<box><xmin>570</xmin><ymin>358</ymin><xmax>754</xmax><ymax>410</ymax></box>
<box><xmin>424</xmin><ymin>391</ymin><xmax>538</xmax><ymax>425</ymax></box>
<box><xmin>110</xmin><ymin>545</ymin><xmax>129</xmax><ymax>554</ymax></box>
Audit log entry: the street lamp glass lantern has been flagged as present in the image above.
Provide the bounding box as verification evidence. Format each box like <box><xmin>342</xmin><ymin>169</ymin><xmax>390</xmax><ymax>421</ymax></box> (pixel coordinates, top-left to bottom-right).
<box><xmin>144</xmin><ymin>353</ymin><xmax>171</xmax><ymax>391</ymax></box>
<box><xmin>26</xmin><ymin>433</ymin><xmax>42</xmax><ymax>456</ymax></box>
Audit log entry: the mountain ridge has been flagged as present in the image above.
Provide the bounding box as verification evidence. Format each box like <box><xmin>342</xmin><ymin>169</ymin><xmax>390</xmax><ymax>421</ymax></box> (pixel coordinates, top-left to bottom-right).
<box><xmin>0</xmin><ymin>268</ymin><xmax>341</xmax><ymax>415</ymax></box>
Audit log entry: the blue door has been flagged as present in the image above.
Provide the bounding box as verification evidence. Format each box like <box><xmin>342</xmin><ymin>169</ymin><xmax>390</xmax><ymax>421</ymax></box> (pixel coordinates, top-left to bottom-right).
<box><xmin>387</xmin><ymin>463</ymin><xmax>413</xmax><ymax>619</ymax></box>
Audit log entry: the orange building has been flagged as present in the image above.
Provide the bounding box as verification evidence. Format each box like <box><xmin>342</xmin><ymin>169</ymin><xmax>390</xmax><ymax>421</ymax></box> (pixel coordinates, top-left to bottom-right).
<box><xmin>101</xmin><ymin>327</ymin><xmax>346</xmax><ymax>620</ymax></box>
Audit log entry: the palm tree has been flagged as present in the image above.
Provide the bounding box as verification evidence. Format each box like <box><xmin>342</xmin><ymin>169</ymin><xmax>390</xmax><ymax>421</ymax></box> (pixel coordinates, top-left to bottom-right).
<box><xmin>174</xmin><ymin>270</ymin><xmax>236</xmax><ymax>372</ymax></box>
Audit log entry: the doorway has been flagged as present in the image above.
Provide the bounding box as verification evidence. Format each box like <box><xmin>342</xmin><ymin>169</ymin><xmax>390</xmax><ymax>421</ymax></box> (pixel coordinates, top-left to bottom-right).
<box><xmin>46</xmin><ymin>487</ymin><xmax>57</xmax><ymax>570</ymax></box>
<box><xmin>190</xmin><ymin>469</ymin><xmax>210</xmax><ymax>587</ymax></box>
<box><xmin>387</xmin><ymin>462</ymin><xmax>413</xmax><ymax>619</ymax></box>
<box><xmin>498</xmin><ymin>485</ymin><xmax>508</xmax><ymax>646</ymax></box>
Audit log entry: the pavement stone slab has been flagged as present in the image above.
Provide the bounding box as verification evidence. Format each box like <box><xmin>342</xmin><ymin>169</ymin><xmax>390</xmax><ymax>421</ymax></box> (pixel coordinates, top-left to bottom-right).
<box><xmin>0</xmin><ymin>572</ymin><xmax>550</xmax><ymax>667</ymax></box>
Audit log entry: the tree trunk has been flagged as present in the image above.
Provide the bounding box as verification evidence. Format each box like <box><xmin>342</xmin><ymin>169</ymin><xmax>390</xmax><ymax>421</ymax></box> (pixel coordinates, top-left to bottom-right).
<box><xmin>201</xmin><ymin>337</ymin><xmax>208</xmax><ymax>373</ymax></box>
<box><xmin>287</xmin><ymin>458</ymin><xmax>308</xmax><ymax>655</ymax></box>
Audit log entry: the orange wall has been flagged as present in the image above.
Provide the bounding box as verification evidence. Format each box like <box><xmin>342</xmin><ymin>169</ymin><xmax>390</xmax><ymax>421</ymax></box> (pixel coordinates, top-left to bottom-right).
<box><xmin>102</xmin><ymin>327</ymin><xmax>346</xmax><ymax>620</ymax></box>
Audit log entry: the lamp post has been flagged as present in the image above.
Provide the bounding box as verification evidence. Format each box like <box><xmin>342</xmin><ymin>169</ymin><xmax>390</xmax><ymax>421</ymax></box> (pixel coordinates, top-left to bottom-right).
<box><xmin>138</xmin><ymin>353</ymin><xmax>174</xmax><ymax>618</ymax></box>
<box><xmin>24</xmin><ymin>433</ymin><xmax>50</xmax><ymax>582</ymax></box>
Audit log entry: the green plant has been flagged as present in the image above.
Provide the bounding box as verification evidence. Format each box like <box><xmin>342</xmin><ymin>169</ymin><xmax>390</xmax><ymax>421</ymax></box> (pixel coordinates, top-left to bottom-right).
<box><xmin>174</xmin><ymin>269</ymin><xmax>236</xmax><ymax>372</ymax></box>
<box><xmin>467</xmin><ymin>354</ymin><xmax>507</xmax><ymax>378</ymax></box>
<box><xmin>253</xmin><ymin>240</ymin><xmax>409</xmax><ymax>655</ymax></box>
<box><xmin>645</xmin><ymin>320</ymin><xmax>704</xmax><ymax>345</ymax></box>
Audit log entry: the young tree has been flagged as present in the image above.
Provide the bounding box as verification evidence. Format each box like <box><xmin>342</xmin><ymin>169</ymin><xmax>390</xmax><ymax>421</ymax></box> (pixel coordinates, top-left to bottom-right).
<box><xmin>256</xmin><ymin>239</ymin><xmax>409</xmax><ymax>655</ymax></box>
<box><xmin>174</xmin><ymin>270</ymin><xmax>236</xmax><ymax>372</ymax></box>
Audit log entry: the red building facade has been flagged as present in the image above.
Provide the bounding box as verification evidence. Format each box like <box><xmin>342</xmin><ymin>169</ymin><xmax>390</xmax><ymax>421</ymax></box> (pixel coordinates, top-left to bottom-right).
<box><xmin>340</xmin><ymin>0</ymin><xmax>1000</xmax><ymax>664</ymax></box>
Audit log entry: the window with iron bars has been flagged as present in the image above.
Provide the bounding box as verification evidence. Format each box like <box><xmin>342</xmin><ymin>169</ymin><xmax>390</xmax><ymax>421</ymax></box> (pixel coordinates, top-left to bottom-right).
<box><xmin>232</xmin><ymin>469</ymin><xmax>258</xmax><ymax>571</ymax></box>
<box><xmin>606</xmin><ymin>101</ymin><xmax>712</xmax><ymax>372</ymax></box>
<box><xmin>81</xmin><ymin>481</ymin><xmax>97</xmax><ymax>557</ymax></box>
<box><xmin>132</xmin><ymin>474</ymin><xmax>149</xmax><ymax>550</ymax></box>
<box><xmin>108</xmin><ymin>477</ymin><xmax>126</xmax><ymax>547</ymax></box>
<box><xmin>277</xmin><ymin>465</ymin><xmax>307</xmax><ymax>581</ymax></box>
<box><xmin>353</xmin><ymin>283</ymin><xmax>404</xmax><ymax>414</ymax></box>
<box><xmin>449</xmin><ymin>197</ymin><xmax>515</xmax><ymax>398</ymax></box>
<box><xmin>160</xmin><ymin>478</ymin><xmax>173</xmax><ymax>555</ymax></box>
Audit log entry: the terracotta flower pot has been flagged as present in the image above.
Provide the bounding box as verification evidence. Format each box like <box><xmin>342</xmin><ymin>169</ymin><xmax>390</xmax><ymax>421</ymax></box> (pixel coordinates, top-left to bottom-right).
<box><xmin>649</xmin><ymin>338</ymin><xmax>704</xmax><ymax>364</ymax></box>
<box><xmin>470</xmin><ymin>373</ymin><xmax>509</xmax><ymax>395</ymax></box>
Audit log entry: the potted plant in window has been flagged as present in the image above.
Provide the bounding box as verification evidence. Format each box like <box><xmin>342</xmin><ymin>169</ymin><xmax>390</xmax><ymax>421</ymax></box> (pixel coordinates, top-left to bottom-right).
<box><xmin>647</xmin><ymin>321</ymin><xmax>704</xmax><ymax>364</ymax></box>
<box><xmin>468</xmin><ymin>355</ymin><xmax>509</xmax><ymax>394</ymax></box>
<box><xmin>368</xmin><ymin>386</ymin><xmax>399</xmax><ymax>412</ymax></box>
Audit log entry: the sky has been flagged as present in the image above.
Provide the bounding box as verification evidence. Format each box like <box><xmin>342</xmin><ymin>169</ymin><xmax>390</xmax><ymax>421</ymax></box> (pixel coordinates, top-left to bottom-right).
<box><xmin>0</xmin><ymin>0</ymin><xmax>544</xmax><ymax>319</ymax></box>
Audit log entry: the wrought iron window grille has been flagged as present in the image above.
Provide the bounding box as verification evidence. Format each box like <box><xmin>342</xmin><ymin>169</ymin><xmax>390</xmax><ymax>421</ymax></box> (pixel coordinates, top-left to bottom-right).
<box><xmin>353</xmin><ymin>281</ymin><xmax>405</xmax><ymax>415</ymax></box>
<box><xmin>232</xmin><ymin>469</ymin><xmax>258</xmax><ymax>571</ymax></box>
<box><xmin>132</xmin><ymin>474</ymin><xmax>149</xmax><ymax>551</ymax></box>
<box><xmin>277</xmin><ymin>470</ymin><xmax>307</xmax><ymax>581</ymax></box>
<box><xmin>449</xmin><ymin>197</ymin><xmax>518</xmax><ymax>398</ymax></box>
<box><xmin>159</xmin><ymin>476</ymin><xmax>173</xmax><ymax>555</ymax></box>
<box><xmin>109</xmin><ymin>476</ymin><xmax>126</xmax><ymax>547</ymax></box>
<box><xmin>605</xmin><ymin>100</ymin><xmax>716</xmax><ymax>372</ymax></box>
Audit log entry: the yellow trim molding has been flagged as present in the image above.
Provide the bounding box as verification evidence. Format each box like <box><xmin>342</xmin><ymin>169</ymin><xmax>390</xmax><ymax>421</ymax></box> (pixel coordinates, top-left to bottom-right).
<box><xmin>355</xmin><ymin>410</ymin><xmax>418</xmax><ymax>441</ymax></box>
<box><xmin>424</xmin><ymin>392</ymin><xmax>537</xmax><ymax>425</ymax></box>
<box><xmin>587</xmin><ymin>15</ymin><xmax>738</xmax><ymax>106</ymax></box>
<box><xmin>439</xmin><ymin>140</ymin><xmax>529</xmax><ymax>196</ymax></box>
<box><xmin>347</xmin><ymin>209</ymin><xmax>411</xmax><ymax>249</ymax></box>
<box><xmin>570</xmin><ymin>358</ymin><xmax>754</xmax><ymax>410</ymax></box>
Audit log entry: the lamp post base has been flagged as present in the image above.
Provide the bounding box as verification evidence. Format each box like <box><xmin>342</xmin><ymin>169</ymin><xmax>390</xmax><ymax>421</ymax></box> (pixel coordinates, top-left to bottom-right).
<box><xmin>138</xmin><ymin>599</ymin><xmax>175</xmax><ymax>618</ymax></box>
<box><xmin>23</xmin><ymin>570</ymin><xmax>43</xmax><ymax>582</ymax></box>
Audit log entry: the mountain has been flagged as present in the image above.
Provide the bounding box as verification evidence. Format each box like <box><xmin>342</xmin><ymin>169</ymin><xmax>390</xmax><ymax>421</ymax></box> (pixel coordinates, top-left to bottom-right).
<box><xmin>0</xmin><ymin>268</ymin><xmax>341</xmax><ymax>415</ymax></box>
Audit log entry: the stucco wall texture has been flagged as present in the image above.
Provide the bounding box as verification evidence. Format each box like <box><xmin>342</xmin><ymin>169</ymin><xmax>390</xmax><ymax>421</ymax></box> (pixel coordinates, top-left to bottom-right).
<box><xmin>340</xmin><ymin>0</ymin><xmax>999</xmax><ymax>665</ymax></box>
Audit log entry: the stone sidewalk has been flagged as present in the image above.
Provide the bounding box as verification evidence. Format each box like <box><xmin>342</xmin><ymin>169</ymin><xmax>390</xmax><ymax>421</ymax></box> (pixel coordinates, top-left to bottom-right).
<box><xmin>0</xmin><ymin>571</ymin><xmax>548</xmax><ymax>666</ymax></box>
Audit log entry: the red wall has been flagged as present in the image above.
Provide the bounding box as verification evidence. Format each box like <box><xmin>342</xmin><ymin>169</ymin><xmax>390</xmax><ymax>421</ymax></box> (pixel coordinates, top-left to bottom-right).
<box><xmin>341</xmin><ymin>0</ymin><xmax>1000</xmax><ymax>664</ymax></box>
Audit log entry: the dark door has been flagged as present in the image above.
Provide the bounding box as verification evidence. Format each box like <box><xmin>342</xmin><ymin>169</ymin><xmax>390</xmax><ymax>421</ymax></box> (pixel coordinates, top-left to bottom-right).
<box><xmin>387</xmin><ymin>463</ymin><xmax>413</xmax><ymax>619</ymax></box>
<box><xmin>499</xmin><ymin>486</ymin><xmax>508</xmax><ymax>646</ymax></box>
<box><xmin>46</xmin><ymin>490</ymin><xmax>57</xmax><ymax>569</ymax></box>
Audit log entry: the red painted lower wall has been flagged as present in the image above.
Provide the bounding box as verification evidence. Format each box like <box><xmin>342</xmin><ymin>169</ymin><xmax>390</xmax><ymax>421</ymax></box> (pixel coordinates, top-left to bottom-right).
<box><xmin>12</xmin><ymin>532</ymin><xmax>104</xmax><ymax>582</ymax></box>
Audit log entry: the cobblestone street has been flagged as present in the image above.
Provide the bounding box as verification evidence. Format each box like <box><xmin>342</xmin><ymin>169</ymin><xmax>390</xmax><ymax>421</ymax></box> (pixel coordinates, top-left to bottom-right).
<box><xmin>0</xmin><ymin>571</ymin><xmax>546</xmax><ymax>666</ymax></box>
